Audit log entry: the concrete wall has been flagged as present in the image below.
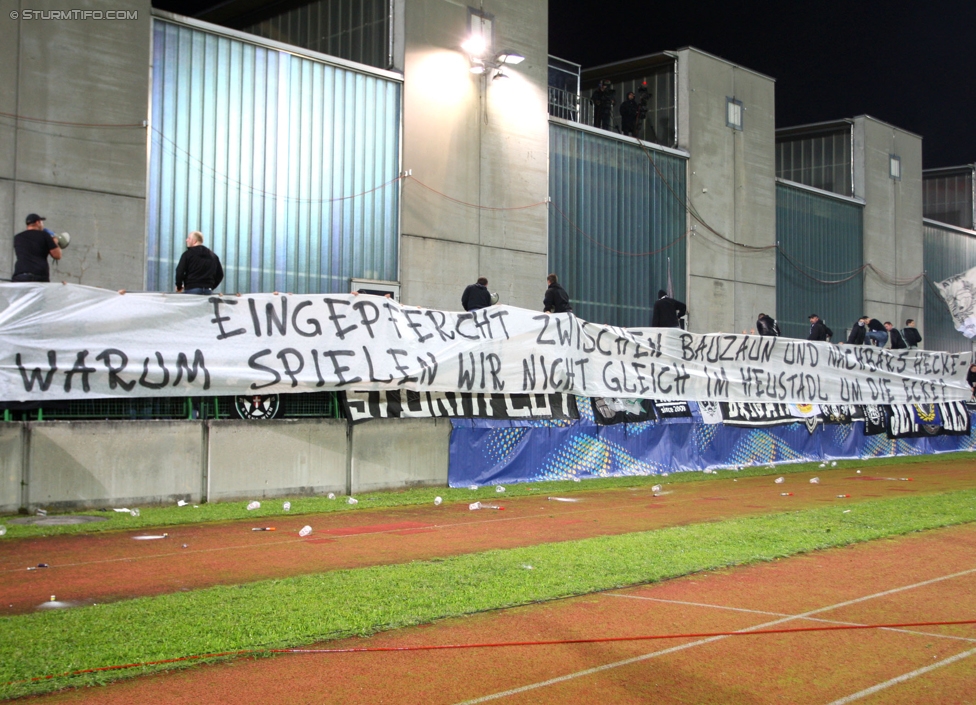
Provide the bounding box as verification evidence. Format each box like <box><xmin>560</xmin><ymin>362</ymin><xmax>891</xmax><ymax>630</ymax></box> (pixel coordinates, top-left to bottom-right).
<box><xmin>0</xmin><ymin>0</ymin><xmax>151</xmax><ymax>289</ymax></box>
<box><xmin>677</xmin><ymin>48</ymin><xmax>777</xmax><ymax>334</ymax></box>
<box><xmin>0</xmin><ymin>417</ymin><xmax>450</xmax><ymax>512</ymax></box>
<box><xmin>854</xmin><ymin>116</ymin><xmax>925</xmax><ymax>333</ymax></box>
<box><xmin>399</xmin><ymin>0</ymin><xmax>549</xmax><ymax>312</ymax></box>
<box><xmin>26</xmin><ymin>421</ymin><xmax>203</xmax><ymax>509</ymax></box>
<box><xmin>351</xmin><ymin>417</ymin><xmax>450</xmax><ymax>493</ymax></box>
<box><xmin>207</xmin><ymin>419</ymin><xmax>348</xmax><ymax>502</ymax></box>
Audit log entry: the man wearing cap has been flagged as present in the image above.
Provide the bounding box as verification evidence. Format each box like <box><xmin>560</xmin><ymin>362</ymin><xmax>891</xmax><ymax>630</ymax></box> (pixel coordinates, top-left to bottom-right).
<box><xmin>12</xmin><ymin>214</ymin><xmax>61</xmax><ymax>282</ymax></box>
<box><xmin>807</xmin><ymin>313</ymin><xmax>832</xmax><ymax>342</ymax></box>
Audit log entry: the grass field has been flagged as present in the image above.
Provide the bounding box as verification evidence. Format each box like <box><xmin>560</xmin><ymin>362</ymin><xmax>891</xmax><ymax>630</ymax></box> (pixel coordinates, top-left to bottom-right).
<box><xmin>2</xmin><ymin>454</ymin><xmax>976</xmax><ymax>699</ymax></box>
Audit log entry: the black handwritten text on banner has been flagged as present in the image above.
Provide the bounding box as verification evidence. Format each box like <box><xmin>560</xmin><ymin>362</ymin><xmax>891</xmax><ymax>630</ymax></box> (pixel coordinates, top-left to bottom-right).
<box><xmin>1</xmin><ymin>284</ymin><xmax>971</xmax><ymax>404</ymax></box>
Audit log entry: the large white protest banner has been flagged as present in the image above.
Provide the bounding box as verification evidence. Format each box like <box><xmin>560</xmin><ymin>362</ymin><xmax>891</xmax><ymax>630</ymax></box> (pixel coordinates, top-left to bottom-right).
<box><xmin>0</xmin><ymin>283</ymin><xmax>971</xmax><ymax>404</ymax></box>
<box><xmin>937</xmin><ymin>265</ymin><xmax>976</xmax><ymax>338</ymax></box>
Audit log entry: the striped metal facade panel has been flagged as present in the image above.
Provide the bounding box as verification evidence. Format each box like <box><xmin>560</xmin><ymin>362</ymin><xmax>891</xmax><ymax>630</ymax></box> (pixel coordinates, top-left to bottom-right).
<box><xmin>775</xmin><ymin>183</ymin><xmax>863</xmax><ymax>340</ymax></box>
<box><xmin>148</xmin><ymin>19</ymin><xmax>401</xmax><ymax>294</ymax></box>
<box><xmin>549</xmin><ymin>123</ymin><xmax>687</xmax><ymax>328</ymax></box>
<box><xmin>923</xmin><ymin>221</ymin><xmax>976</xmax><ymax>353</ymax></box>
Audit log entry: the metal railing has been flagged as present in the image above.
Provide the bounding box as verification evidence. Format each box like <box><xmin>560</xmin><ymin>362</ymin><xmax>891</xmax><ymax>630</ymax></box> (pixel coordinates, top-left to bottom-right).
<box><xmin>548</xmin><ymin>86</ymin><xmax>595</xmax><ymax>127</ymax></box>
<box><xmin>1</xmin><ymin>392</ymin><xmax>344</xmax><ymax>422</ymax></box>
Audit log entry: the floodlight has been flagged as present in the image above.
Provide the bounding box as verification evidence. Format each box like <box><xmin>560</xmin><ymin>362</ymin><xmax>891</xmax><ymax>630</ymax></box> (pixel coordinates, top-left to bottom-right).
<box><xmin>461</xmin><ymin>34</ymin><xmax>487</xmax><ymax>58</ymax></box>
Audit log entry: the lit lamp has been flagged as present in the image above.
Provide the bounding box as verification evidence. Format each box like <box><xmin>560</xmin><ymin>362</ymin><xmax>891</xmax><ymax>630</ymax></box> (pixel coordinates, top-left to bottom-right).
<box><xmin>490</xmin><ymin>51</ymin><xmax>523</xmax><ymax>81</ymax></box>
<box><xmin>495</xmin><ymin>51</ymin><xmax>524</xmax><ymax>66</ymax></box>
<box><xmin>462</xmin><ymin>34</ymin><xmax>488</xmax><ymax>72</ymax></box>
<box><xmin>462</xmin><ymin>31</ymin><xmax>524</xmax><ymax>80</ymax></box>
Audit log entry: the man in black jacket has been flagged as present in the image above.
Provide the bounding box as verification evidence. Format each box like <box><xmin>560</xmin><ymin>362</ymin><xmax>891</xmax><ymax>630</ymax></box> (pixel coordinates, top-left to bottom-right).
<box><xmin>807</xmin><ymin>314</ymin><xmax>832</xmax><ymax>341</ymax></box>
<box><xmin>652</xmin><ymin>289</ymin><xmax>687</xmax><ymax>327</ymax></box>
<box><xmin>885</xmin><ymin>322</ymin><xmax>907</xmax><ymax>349</ymax></box>
<box><xmin>543</xmin><ymin>273</ymin><xmax>572</xmax><ymax>313</ymax></box>
<box><xmin>461</xmin><ymin>277</ymin><xmax>492</xmax><ymax>311</ymax></box>
<box><xmin>756</xmin><ymin>313</ymin><xmax>780</xmax><ymax>336</ymax></box>
<box><xmin>846</xmin><ymin>316</ymin><xmax>868</xmax><ymax>345</ymax></box>
<box><xmin>903</xmin><ymin>319</ymin><xmax>922</xmax><ymax>348</ymax></box>
<box><xmin>620</xmin><ymin>91</ymin><xmax>639</xmax><ymax>137</ymax></box>
<box><xmin>591</xmin><ymin>81</ymin><xmax>614</xmax><ymax>130</ymax></box>
<box><xmin>175</xmin><ymin>231</ymin><xmax>223</xmax><ymax>295</ymax></box>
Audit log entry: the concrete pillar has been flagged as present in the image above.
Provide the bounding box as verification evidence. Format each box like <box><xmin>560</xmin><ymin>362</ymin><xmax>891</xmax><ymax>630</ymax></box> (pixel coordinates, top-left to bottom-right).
<box><xmin>854</xmin><ymin>117</ymin><xmax>924</xmax><ymax>333</ymax></box>
<box><xmin>399</xmin><ymin>0</ymin><xmax>549</xmax><ymax>312</ymax></box>
<box><xmin>677</xmin><ymin>48</ymin><xmax>777</xmax><ymax>334</ymax></box>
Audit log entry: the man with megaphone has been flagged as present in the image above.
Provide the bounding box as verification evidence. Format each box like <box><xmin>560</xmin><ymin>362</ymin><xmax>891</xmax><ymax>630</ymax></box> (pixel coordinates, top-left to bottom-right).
<box><xmin>11</xmin><ymin>214</ymin><xmax>62</xmax><ymax>282</ymax></box>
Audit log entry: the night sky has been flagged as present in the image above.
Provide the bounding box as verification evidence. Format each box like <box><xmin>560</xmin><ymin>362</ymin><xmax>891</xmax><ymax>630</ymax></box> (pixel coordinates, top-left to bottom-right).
<box><xmin>549</xmin><ymin>0</ymin><xmax>976</xmax><ymax>169</ymax></box>
<box><xmin>152</xmin><ymin>1</ymin><xmax>975</xmax><ymax>169</ymax></box>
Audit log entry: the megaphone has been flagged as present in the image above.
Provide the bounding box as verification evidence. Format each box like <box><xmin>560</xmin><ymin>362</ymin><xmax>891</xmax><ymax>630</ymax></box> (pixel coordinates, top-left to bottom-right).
<box><xmin>43</xmin><ymin>228</ymin><xmax>70</xmax><ymax>248</ymax></box>
<box><xmin>489</xmin><ymin>292</ymin><xmax>499</xmax><ymax>305</ymax></box>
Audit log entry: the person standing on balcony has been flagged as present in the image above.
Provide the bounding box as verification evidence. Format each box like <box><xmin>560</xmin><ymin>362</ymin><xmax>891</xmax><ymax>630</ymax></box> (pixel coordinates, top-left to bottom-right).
<box><xmin>591</xmin><ymin>80</ymin><xmax>614</xmax><ymax>131</ymax></box>
<box><xmin>846</xmin><ymin>316</ymin><xmax>868</xmax><ymax>345</ymax></box>
<box><xmin>175</xmin><ymin>231</ymin><xmax>223</xmax><ymax>295</ymax></box>
<box><xmin>543</xmin><ymin>273</ymin><xmax>572</xmax><ymax>314</ymax></box>
<box><xmin>652</xmin><ymin>289</ymin><xmax>687</xmax><ymax>328</ymax></box>
<box><xmin>461</xmin><ymin>276</ymin><xmax>492</xmax><ymax>312</ymax></box>
<box><xmin>620</xmin><ymin>91</ymin><xmax>639</xmax><ymax>137</ymax></box>
<box><xmin>756</xmin><ymin>313</ymin><xmax>780</xmax><ymax>336</ymax></box>
<box><xmin>903</xmin><ymin>319</ymin><xmax>922</xmax><ymax>348</ymax></box>
<box><xmin>885</xmin><ymin>322</ymin><xmax>907</xmax><ymax>349</ymax></box>
<box><xmin>12</xmin><ymin>214</ymin><xmax>61</xmax><ymax>282</ymax></box>
<box><xmin>807</xmin><ymin>314</ymin><xmax>832</xmax><ymax>342</ymax></box>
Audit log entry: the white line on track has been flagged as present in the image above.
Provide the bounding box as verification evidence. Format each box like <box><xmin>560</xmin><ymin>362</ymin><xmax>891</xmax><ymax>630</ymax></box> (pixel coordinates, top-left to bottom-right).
<box><xmin>609</xmin><ymin>594</ymin><xmax>976</xmax><ymax>643</ymax></box>
<box><xmin>455</xmin><ymin>566</ymin><xmax>976</xmax><ymax>704</ymax></box>
<box><xmin>826</xmin><ymin>647</ymin><xmax>976</xmax><ymax>704</ymax></box>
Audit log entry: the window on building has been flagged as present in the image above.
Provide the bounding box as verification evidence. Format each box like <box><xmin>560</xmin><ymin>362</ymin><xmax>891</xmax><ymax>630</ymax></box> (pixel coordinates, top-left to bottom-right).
<box><xmin>775</xmin><ymin>125</ymin><xmax>853</xmax><ymax>197</ymax></box>
<box><xmin>889</xmin><ymin>155</ymin><xmax>901</xmax><ymax>181</ymax></box>
<box><xmin>240</xmin><ymin>0</ymin><xmax>392</xmax><ymax>70</ymax></box>
<box><xmin>726</xmin><ymin>97</ymin><xmax>743</xmax><ymax>130</ymax></box>
<box><xmin>467</xmin><ymin>8</ymin><xmax>493</xmax><ymax>55</ymax></box>
<box><xmin>923</xmin><ymin>168</ymin><xmax>975</xmax><ymax>229</ymax></box>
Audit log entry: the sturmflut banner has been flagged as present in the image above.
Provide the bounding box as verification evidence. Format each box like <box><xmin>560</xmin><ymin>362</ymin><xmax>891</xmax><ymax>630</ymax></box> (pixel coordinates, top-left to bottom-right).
<box><xmin>0</xmin><ymin>283</ymin><xmax>971</xmax><ymax>404</ymax></box>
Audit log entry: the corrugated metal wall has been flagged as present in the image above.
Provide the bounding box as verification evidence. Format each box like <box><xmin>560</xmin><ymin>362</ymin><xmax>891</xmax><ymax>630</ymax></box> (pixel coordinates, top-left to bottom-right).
<box><xmin>776</xmin><ymin>183</ymin><xmax>863</xmax><ymax>339</ymax></box>
<box><xmin>923</xmin><ymin>221</ymin><xmax>976</xmax><ymax>353</ymax></box>
<box><xmin>549</xmin><ymin>123</ymin><xmax>687</xmax><ymax>328</ymax></box>
<box><xmin>148</xmin><ymin>19</ymin><xmax>401</xmax><ymax>294</ymax></box>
